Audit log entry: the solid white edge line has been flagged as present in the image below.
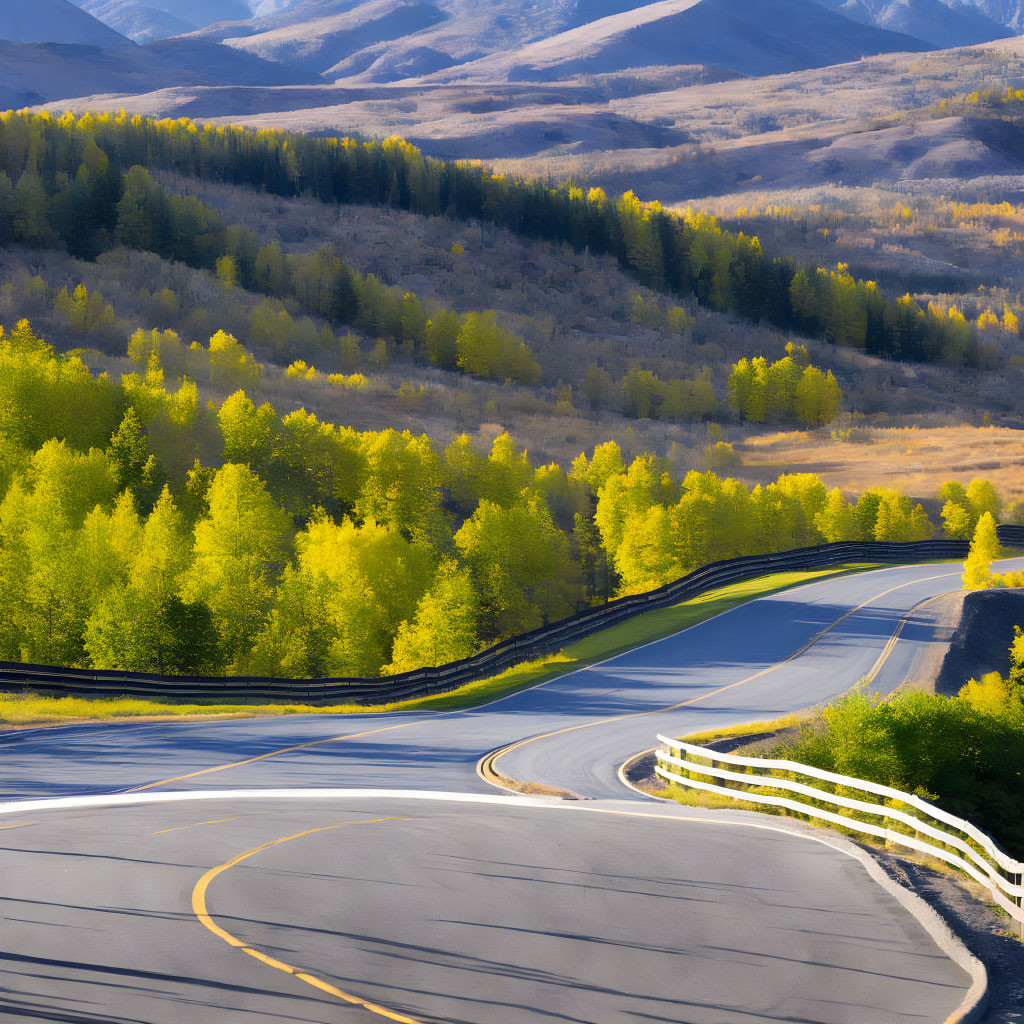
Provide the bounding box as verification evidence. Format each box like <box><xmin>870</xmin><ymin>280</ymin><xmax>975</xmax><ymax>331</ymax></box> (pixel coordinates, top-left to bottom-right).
<box><xmin>0</xmin><ymin>785</ymin><xmax>989</xmax><ymax>1023</ymax></box>
<box><xmin>618</xmin><ymin>762</ymin><xmax>987</xmax><ymax>1024</ymax></box>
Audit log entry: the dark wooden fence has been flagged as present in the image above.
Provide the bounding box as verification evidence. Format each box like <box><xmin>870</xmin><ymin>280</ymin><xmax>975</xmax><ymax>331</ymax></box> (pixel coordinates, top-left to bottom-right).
<box><xmin>2</xmin><ymin>528</ymin><xmax>1021</xmax><ymax>706</ymax></box>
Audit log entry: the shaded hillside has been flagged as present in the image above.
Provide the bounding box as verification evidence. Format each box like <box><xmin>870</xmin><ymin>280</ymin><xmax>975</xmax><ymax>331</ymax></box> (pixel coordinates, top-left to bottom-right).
<box><xmin>948</xmin><ymin>0</ymin><xmax>1024</xmax><ymax>32</ymax></box>
<box><xmin>426</xmin><ymin>0</ymin><xmax>931</xmax><ymax>83</ymax></box>
<box><xmin>72</xmin><ymin>0</ymin><xmax>254</xmax><ymax>38</ymax></box>
<box><xmin>77</xmin><ymin>1</ymin><xmax>198</xmax><ymax>42</ymax></box>
<box><xmin>209</xmin><ymin>0</ymin><xmax>449</xmax><ymax>75</ymax></box>
<box><xmin>814</xmin><ymin>0</ymin><xmax>1011</xmax><ymax>46</ymax></box>
<box><xmin>544</xmin><ymin>116</ymin><xmax>1024</xmax><ymax>204</ymax></box>
<box><xmin>0</xmin><ymin>37</ymin><xmax>319</xmax><ymax>108</ymax></box>
<box><xmin>936</xmin><ymin>589</ymin><xmax>1024</xmax><ymax>694</ymax></box>
<box><xmin>805</xmin><ymin>115</ymin><xmax>1024</xmax><ymax>185</ymax></box>
<box><xmin>0</xmin><ymin>0</ymin><xmax>132</xmax><ymax>46</ymax></box>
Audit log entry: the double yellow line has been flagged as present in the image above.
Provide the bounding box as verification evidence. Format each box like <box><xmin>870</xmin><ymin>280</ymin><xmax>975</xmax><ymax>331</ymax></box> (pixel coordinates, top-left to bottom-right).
<box><xmin>477</xmin><ymin>571</ymin><xmax>958</xmax><ymax>791</ymax></box>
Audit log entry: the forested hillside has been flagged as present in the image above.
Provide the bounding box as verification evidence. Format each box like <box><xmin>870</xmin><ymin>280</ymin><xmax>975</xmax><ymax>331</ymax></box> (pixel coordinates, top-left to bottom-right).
<box><xmin>0</xmin><ymin>111</ymin><xmax>996</xmax><ymax>370</ymax></box>
<box><xmin>0</xmin><ymin>107</ymin><xmax>1016</xmax><ymax>680</ymax></box>
<box><xmin>0</xmin><ymin>318</ymin><xmax>949</xmax><ymax>678</ymax></box>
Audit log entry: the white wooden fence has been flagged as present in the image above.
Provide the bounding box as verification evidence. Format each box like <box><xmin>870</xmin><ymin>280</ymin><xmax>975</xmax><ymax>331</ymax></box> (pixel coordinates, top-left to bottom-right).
<box><xmin>656</xmin><ymin>735</ymin><xmax>1024</xmax><ymax>931</ymax></box>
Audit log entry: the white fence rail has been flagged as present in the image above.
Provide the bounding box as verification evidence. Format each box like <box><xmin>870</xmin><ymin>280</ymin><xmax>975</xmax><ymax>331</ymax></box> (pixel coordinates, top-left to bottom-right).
<box><xmin>655</xmin><ymin>735</ymin><xmax>1024</xmax><ymax>929</ymax></box>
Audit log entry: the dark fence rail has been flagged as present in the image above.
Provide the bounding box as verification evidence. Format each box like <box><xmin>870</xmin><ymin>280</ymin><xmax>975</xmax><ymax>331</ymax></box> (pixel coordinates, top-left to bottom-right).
<box><xmin>2</xmin><ymin>529</ymin><xmax>1021</xmax><ymax>706</ymax></box>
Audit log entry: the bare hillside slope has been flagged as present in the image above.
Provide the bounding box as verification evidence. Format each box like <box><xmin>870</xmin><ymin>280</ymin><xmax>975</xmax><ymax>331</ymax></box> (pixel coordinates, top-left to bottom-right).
<box><xmin>421</xmin><ymin>0</ymin><xmax>931</xmax><ymax>83</ymax></box>
<box><xmin>814</xmin><ymin>0</ymin><xmax>1012</xmax><ymax>46</ymax></box>
<box><xmin>0</xmin><ymin>0</ymin><xmax>133</xmax><ymax>46</ymax></box>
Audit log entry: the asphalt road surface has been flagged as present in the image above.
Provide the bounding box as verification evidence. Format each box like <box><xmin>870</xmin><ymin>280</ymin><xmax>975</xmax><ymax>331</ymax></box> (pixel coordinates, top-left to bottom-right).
<box><xmin>2</xmin><ymin>558</ymin><xmax>1015</xmax><ymax>1023</ymax></box>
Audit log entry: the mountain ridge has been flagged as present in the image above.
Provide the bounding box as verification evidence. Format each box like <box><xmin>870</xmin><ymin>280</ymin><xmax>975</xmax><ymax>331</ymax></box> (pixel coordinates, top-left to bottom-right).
<box><xmin>814</xmin><ymin>0</ymin><xmax>1013</xmax><ymax>46</ymax></box>
<box><xmin>415</xmin><ymin>0</ymin><xmax>932</xmax><ymax>84</ymax></box>
<box><xmin>0</xmin><ymin>0</ymin><xmax>134</xmax><ymax>47</ymax></box>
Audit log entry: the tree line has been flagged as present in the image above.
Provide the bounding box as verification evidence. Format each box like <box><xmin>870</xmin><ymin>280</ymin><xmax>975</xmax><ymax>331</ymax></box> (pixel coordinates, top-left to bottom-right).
<box><xmin>0</xmin><ymin>110</ymin><xmax>997</xmax><ymax>370</ymax></box>
<box><xmin>727</xmin><ymin>344</ymin><xmax>842</xmax><ymax>426</ymax></box>
<box><xmin>0</xmin><ymin>317</ymin><xmax>965</xmax><ymax>680</ymax></box>
<box><xmin>13</xmin><ymin>274</ymin><xmax>844</xmax><ymax>429</ymax></box>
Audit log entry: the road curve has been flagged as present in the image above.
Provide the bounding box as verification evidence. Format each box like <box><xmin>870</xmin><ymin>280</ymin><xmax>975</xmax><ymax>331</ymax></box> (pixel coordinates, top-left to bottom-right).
<box><xmin>1</xmin><ymin>558</ymin><xmax>1015</xmax><ymax>1023</ymax></box>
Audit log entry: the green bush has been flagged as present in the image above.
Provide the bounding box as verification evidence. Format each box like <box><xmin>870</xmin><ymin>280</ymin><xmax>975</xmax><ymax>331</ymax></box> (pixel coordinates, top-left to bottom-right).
<box><xmin>774</xmin><ymin>681</ymin><xmax>1024</xmax><ymax>853</ymax></box>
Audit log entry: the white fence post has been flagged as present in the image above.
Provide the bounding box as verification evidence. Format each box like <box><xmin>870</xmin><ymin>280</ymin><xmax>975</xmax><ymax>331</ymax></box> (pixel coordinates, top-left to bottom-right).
<box><xmin>655</xmin><ymin>734</ymin><xmax>1024</xmax><ymax>932</ymax></box>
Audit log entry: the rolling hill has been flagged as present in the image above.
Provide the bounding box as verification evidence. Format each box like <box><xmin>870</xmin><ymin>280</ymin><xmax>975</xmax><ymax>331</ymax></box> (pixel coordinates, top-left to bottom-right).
<box><xmin>70</xmin><ymin>0</ymin><xmax>255</xmax><ymax>39</ymax></box>
<box><xmin>947</xmin><ymin>0</ymin><xmax>1024</xmax><ymax>32</ymax></box>
<box><xmin>423</xmin><ymin>0</ymin><xmax>932</xmax><ymax>83</ymax></box>
<box><xmin>194</xmin><ymin>0</ymin><xmax>448</xmax><ymax>75</ymax></box>
<box><xmin>0</xmin><ymin>34</ymin><xmax>320</xmax><ymax>109</ymax></box>
<box><xmin>75</xmin><ymin>2</ymin><xmax>199</xmax><ymax>42</ymax></box>
<box><xmin>0</xmin><ymin>0</ymin><xmax>133</xmax><ymax>46</ymax></box>
<box><xmin>813</xmin><ymin>0</ymin><xmax>1012</xmax><ymax>46</ymax></box>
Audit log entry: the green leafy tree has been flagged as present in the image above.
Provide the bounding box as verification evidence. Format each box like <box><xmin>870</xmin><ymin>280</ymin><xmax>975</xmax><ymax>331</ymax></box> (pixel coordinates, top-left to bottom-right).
<box><xmin>28</xmin><ymin>439</ymin><xmax>118</xmax><ymax>528</ymax></box>
<box><xmin>455</xmin><ymin>495</ymin><xmax>579</xmax><ymax>638</ymax></box>
<box><xmin>941</xmin><ymin>499</ymin><xmax>974</xmax><ymax>540</ymax></box>
<box><xmin>108</xmin><ymin>408</ymin><xmax>164</xmax><ymax>511</ymax></box>
<box><xmin>217</xmin><ymin>391</ymin><xmax>278</xmax><ymax>476</ymax></box>
<box><xmin>872</xmin><ymin>491</ymin><xmax>932</xmax><ymax>542</ymax></box>
<box><xmin>814</xmin><ymin>487</ymin><xmax>861</xmax><ymax>542</ymax></box>
<box><xmin>775</xmin><ymin>473</ymin><xmax>828</xmax><ymax>546</ymax></box>
<box><xmin>425</xmin><ymin>309</ymin><xmax>461</xmax><ymax>369</ymax></box>
<box><xmin>115</xmin><ymin>166</ymin><xmax>167</xmax><ymax>254</ymax></box>
<box><xmin>215</xmin><ymin>254</ymin><xmax>239</xmax><ymax>289</ymax></box>
<box><xmin>966</xmin><ymin>479</ymin><xmax>1001</xmax><ymax>523</ymax></box>
<box><xmin>481</xmin><ymin>432</ymin><xmax>534</xmax><ymax>507</ymax></box>
<box><xmin>613</xmin><ymin>504</ymin><xmax>681</xmax><ymax>594</ymax></box>
<box><xmin>593</xmin><ymin>454</ymin><xmax>668</xmax><ymax>562</ymax></box>
<box><xmin>254</xmin><ymin>517</ymin><xmax>433</xmax><ymax>677</ymax></box>
<box><xmin>208</xmin><ymin>330</ymin><xmax>261</xmax><ymax>390</ymax></box>
<box><xmin>963</xmin><ymin>511</ymin><xmax>1001</xmax><ymax>590</ymax></box>
<box><xmin>76</xmin><ymin>491</ymin><xmax>140</xmax><ymax>613</ymax></box>
<box><xmin>794</xmin><ymin>365</ymin><xmax>842</xmax><ymax>426</ymax></box>
<box><xmin>13</xmin><ymin>173</ymin><xmax>55</xmax><ymax>245</ymax></box>
<box><xmin>570</xmin><ymin>441</ymin><xmax>624</xmax><ymax>496</ymax></box>
<box><xmin>672</xmin><ymin>472</ymin><xmax>751</xmax><ymax>572</ymax></box>
<box><xmin>16</xmin><ymin>479</ymin><xmax>83</xmax><ymax>665</ymax></box>
<box><xmin>355</xmin><ymin>430</ymin><xmax>445</xmax><ymax>542</ymax></box>
<box><xmin>443</xmin><ymin>434</ymin><xmax>485</xmax><ymax>516</ymax></box>
<box><xmin>582</xmin><ymin>364</ymin><xmax>614</xmax><ymax>410</ymax></box>
<box><xmin>456</xmin><ymin>311</ymin><xmax>541</xmax><ymax>384</ymax></box>
<box><xmin>573</xmin><ymin>510</ymin><xmax>611</xmax><ymax>603</ymax></box>
<box><xmin>386</xmin><ymin>561</ymin><xmax>479</xmax><ymax>672</ymax></box>
<box><xmin>620</xmin><ymin>369</ymin><xmax>665</xmax><ymax>420</ymax></box>
<box><xmin>184</xmin><ymin>464</ymin><xmax>290</xmax><ymax>670</ymax></box>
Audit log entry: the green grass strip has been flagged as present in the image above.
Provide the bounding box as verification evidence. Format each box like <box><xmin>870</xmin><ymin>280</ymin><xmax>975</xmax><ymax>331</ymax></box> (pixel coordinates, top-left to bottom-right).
<box><xmin>0</xmin><ymin>562</ymin><xmax>887</xmax><ymax>728</ymax></box>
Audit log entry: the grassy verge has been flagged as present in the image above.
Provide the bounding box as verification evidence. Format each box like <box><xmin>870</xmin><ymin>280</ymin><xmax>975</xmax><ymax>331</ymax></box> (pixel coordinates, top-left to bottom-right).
<box><xmin>0</xmin><ymin>561</ymin><xmax>887</xmax><ymax>728</ymax></box>
<box><xmin>673</xmin><ymin>712</ymin><xmax>809</xmax><ymax>748</ymax></box>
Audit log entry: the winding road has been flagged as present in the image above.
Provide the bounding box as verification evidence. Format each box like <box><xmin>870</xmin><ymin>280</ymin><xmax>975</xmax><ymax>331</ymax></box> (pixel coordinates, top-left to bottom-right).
<box><xmin>1</xmin><ymin>558</ymin><xmax>1016</xmax><ymax>1023</ymax></box>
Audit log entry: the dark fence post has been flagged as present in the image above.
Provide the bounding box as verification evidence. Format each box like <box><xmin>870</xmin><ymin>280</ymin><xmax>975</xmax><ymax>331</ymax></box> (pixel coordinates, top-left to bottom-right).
<box><xmin>0</xmin><ymin>535</ymin><xmax>986</xmax><ymax>706</ymax></box>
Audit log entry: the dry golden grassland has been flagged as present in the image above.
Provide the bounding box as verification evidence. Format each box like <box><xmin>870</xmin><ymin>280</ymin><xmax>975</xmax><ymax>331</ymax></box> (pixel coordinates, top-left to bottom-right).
<box><xmin>739</xmin><ymin>425</ymin><xmax>1024</xmax><ymax>502</ymax></box>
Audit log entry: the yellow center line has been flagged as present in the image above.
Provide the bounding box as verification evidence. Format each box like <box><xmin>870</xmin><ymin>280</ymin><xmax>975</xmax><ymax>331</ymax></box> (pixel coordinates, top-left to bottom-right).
<box><xmin>154</xmin><ymin>817</ymin><xmax>242</xmax><ymax>835</ymax></box>
<box><xmin>862</xmin><ymin>592</ymin><xmax>949</xmax><ymax>686</ymax></box>
<box><xmin>191</xmin><ymin>817</ymin><xmax>420</xmax><ymax>1023</ymax></box>
<box><xmin>478</xmin><ymin>571</ymin><xmax>959</xmax><ymax>788</ymax></box>
<box><xmin>130</xmin><ymin>567</ymin><xmax>957</xmax><ymax>795</ymax></box>
<box><xmin>0</xmin><ymin>822</ymin><xmax>35</xmax><ymax>831</ymax></box>
<box><xmin>127</xmin><ymin>721</ymin><xmax>420</xmax><ymax>792</ymax></box>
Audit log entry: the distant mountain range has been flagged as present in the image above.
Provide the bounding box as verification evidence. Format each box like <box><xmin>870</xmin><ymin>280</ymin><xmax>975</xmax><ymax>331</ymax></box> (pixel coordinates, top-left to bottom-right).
<box><xmin>0</xmin><ymin>0</ymin><xmax>319</xmax><ymax>109</ymax></box>
<box><xmin>2</xmin><ymin>0</ymin><xmax>133</xmax><ymax>46</ymax></box>
<box><xmin>428</xmin><ymin>0</ymin><xmax>933</xmax><ymax>83</ymax></box>
<box><xmin>57</xmin><ymin>0</ymin><xmax>1024</xmax><ymax>50</ymax></box>
<box><xmin>72</xmin><ymin>0</ymin><xmax>253</xmax><ymax>41</ymax></box>
<box><xmin>22</xmin><ymin>0</ymin><xmax>1024</xmax><ymax>86</ymax></box>
<box><xmin>814</xmin><ymin>0</ymin><xmax>1012</xmax><ymax>46</ymax></box>
<box><xmin>3</xmin><ymin>0</ymin><xmax>1024</xmax><ymax>164</ymax></box>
